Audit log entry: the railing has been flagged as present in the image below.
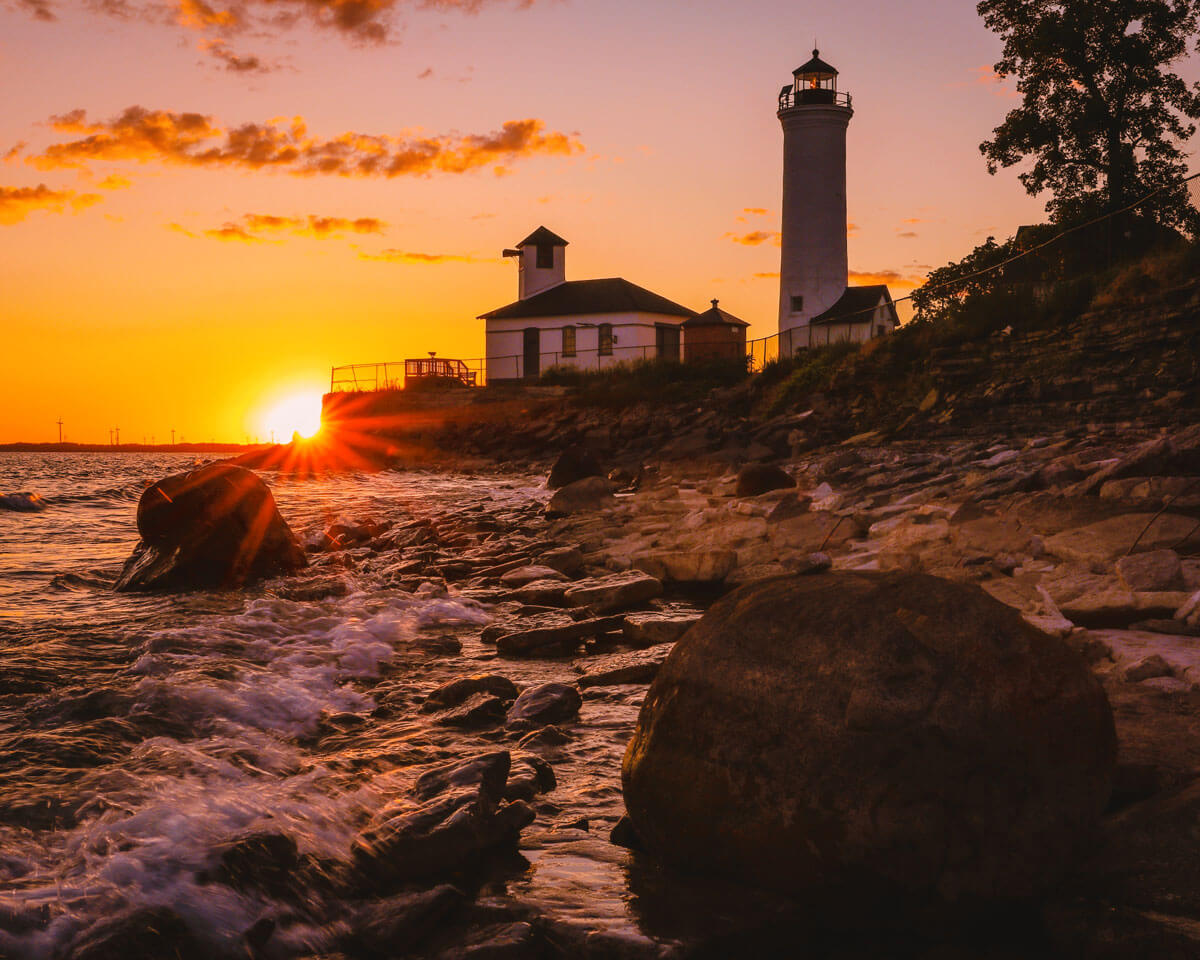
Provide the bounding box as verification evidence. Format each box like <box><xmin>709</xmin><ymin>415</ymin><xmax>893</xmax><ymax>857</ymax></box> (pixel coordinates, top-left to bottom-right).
<box><xmin>778</xmin><ymin>89</ymin><xmax>852</xmax><ymax>112</ymax></box>
<box><xmin>329</xmin><ymin>336</ymin><xmax>783</xmax><ymax>393</ymax></box>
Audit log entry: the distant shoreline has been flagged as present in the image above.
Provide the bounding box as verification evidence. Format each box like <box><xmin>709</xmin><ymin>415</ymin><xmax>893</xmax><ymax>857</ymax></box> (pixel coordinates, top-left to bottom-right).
<box><xmin>0</xmin><ymin>443</ymin><xmax>266</xmax><ymax>454</ymax></box>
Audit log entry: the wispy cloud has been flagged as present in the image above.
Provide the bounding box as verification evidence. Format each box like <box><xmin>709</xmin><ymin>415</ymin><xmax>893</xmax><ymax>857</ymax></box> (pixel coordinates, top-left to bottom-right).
<box><xmin>946</xmin><ymin>65</ymin><xmax>1020</xmax><ymax>99</ymax></box>
<box><xmin>28</xmin><ymin>107</ymin><xmax>585</xmax><ymax>179</ymax></box>
<box><xmin>98</xmin><ymin>174</ymin><xmax>132</xmax><ymax>189</ymax></box>
<box><xmin>726</xmin><ymin>229</ymin><xmax>781</xmax><ymax>247</ymax></box>
<box><xmin>169</xmin><ymin>211</ymin><xmax>387</xmax><ymax>241</ymax></box>
<box><xmin>0</xmin><ymin>183</ymin><xmax>101</xmax><ymax>224</ymax></box>
<box><xmin>357</xmin><ymin>248</ymin><xmax>488</xmax><ymax>264</ymax></box>
<box><xmin>752</xmin><ymin>271</ymin><xmax>779</xmax><ymax>279</ymax></box>
<box><xmin>897</xmin><ymin>231</ymin><xmax>918</xmax><ymax>239</ymax></box>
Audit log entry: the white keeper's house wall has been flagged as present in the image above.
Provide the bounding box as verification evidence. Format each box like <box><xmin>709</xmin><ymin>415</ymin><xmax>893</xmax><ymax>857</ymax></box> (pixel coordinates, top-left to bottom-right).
<box><xmin>480</xmin><ymin>226</ymin><xmax>697</xmax><ymax>382</ymax></box>
<box><xmin>484</xmin><ymin>313</ymin><xmax>684</xmax><ymax>381</ymax></box>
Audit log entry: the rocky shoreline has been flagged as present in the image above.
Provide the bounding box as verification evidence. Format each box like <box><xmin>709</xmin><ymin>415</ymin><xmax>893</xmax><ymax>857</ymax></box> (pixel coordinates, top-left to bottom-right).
<box><xmin>56</xmin><ymin>416</ymin><xmax>1200</xmax><ymax>959</ymax></box>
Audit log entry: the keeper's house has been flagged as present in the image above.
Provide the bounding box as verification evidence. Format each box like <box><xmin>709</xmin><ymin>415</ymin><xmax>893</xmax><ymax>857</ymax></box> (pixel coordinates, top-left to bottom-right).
<box><xmin>479</xmin><ymin>227</ymin><xmax>697</xmax><ymax>382</ymax></box>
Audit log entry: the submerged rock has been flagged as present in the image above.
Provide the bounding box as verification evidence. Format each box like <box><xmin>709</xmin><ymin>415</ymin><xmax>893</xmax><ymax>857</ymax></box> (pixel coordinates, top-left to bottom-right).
<box><xmin>622</xmin><ymin>571</ymin><xmax>1116</xmax><ymax>919</ymax></box>
<box><xmin>114</xmin><ymin>463</ymin><xmax>306</xmax><ymax>592</ymax></box>
<box><xmin>64</xmin><ymin>907</ymin><xmax>205</xmax><ymax>960</ymax></box>
<box><xmin>506</xmin><ymin>682</ymin><xmax>582</xmax><ymax>727</ymax></box>
<box><xmin>0</xmin><ymin>491</ymin><xmax>47</xmax><ymax>512</ymax></box>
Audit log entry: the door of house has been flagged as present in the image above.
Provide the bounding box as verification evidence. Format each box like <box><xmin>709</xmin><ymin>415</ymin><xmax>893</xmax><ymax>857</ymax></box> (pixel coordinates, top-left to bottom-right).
<box><xmin>656</xmin><ymin>324</ymin><xmax>681</xmax><ymax>362</ymax></box>
<box><xmin>523</xmin><ymin>327</ymin><xmax>540</xmax><ymax>379</ymax></box>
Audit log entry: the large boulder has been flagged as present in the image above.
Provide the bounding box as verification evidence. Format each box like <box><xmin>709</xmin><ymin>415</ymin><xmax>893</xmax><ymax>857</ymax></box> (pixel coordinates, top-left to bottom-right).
<box><xmin>622</xmin><ymin>571</ymin><xmax>1115</xmax><ymax>919</ymax></box>
<box><xmin>735</xmin><ymin>463</ymin><xmax>795</xmax><ymax>498</ymax></box>
<box><xmin>115</xmin><ymin>462</ymin><xmax>306</xmax><ymax>591</ymax></box>
<box><xmin>545</xmin><ymin>476</ymin><xmax>616</xmax><ymax>516</ymax></box>
<box><xmin>548</xmin><ymin>445</ymin><xmax>604</xmax><ymax>490</ymax></box>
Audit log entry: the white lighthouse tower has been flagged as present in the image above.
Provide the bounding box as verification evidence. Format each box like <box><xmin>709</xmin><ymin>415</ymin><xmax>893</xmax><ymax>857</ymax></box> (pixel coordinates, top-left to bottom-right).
<box><xmin>777</xmin><ymin>50</ymin><xmax>853</xmax><ymax>353</ymax></box>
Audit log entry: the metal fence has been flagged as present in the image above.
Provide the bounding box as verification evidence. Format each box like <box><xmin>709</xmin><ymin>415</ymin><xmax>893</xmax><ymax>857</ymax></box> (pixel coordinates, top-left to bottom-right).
<box><xmin>329</xmin><ymin>334</ymin><xmax>782</xmax><ymax>393</ymax></box>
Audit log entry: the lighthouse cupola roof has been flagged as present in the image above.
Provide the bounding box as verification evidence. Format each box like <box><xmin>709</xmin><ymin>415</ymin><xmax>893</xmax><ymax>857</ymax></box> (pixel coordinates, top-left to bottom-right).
<box><xmin>794</xmin><ymin>49</ymin><xmax>838</xmax><ymax>82</ymax></box>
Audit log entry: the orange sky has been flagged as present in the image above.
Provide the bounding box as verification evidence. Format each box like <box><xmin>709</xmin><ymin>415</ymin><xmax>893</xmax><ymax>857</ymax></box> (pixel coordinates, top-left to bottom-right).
<box><xmin>2</xmin><ymin>0</ymin><xmax>1196</xmax><ymax>442</ymax></box>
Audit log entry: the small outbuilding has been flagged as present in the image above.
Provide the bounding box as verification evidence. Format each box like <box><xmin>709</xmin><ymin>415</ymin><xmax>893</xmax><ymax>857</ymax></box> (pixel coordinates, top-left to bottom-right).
<box><xmin>805</xmin><ymin>284</ymin><xmax>899</xmax><ymax>347</ymax></box>
<box><xmin>683</xmin><ymin>299</ymin><xmax>749</xmax><ymax>362</ymax></box>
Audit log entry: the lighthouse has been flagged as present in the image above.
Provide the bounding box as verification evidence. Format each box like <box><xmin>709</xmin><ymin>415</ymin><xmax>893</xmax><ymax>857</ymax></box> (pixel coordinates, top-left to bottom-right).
<box><xmin>777</xmin><ymin>50</ymin><xmax>855</xmax><ymax>353</ymax></box>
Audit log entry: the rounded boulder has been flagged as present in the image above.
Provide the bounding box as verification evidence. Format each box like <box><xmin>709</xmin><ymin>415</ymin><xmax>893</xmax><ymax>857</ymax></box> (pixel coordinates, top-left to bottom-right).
<box><xmin>621</xmin><ymin>571</ymin><xmax>1115</xmax><ymax>914</ymax></box>
<box><xmin>116</xmin><ymin>462</ymin><xmax>306</xmax><ymax>591</ymax></box>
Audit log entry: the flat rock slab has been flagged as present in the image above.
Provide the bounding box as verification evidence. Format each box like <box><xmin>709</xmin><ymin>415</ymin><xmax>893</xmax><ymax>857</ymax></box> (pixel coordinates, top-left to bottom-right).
<box><xmin>623</xmin><ymin>611</ymin><xmax>703</xmax><ymax>648</ymax></box>
<box><xmin>631</xmin><ymin>550</ymin><xmax>736</xmax><ymax>584</ymax></box>
<box><xmin>574</xmin><ymin>645</ymin><xmax>674</xmax><ymax>688</ymax></box>
<box><xmin>499</xmin><ymin>565</ymin><xmax>568</xmax><ymax>587</ymax></box>
<box><xmin>495</xmin><ymin>615</ymin><xmax>625</xmax><ymax>659</ymax></box>
<box><xmin>1044</xmin><ymin>513</ymin><xmax>1199</xmax><ymax>564</ymax></box>
<box><xmin>1088</xmin><ymin>630</ymin><xmax>1200</xmax><ymax>688</ymax></box>
<box><xmin>563</xmin><ymin>571</ymin><xmax>663</xmax><ymax>614</ymax></box>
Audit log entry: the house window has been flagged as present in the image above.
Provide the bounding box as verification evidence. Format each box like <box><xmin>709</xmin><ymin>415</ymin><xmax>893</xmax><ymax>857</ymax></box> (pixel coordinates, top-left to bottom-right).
<box><xmin>598</xmin><ymin>323</ymin><xmax>613</xmax><ymax>356</ymax></box>
<box><xmin>536</xmin><ymin>243</ymin><xmax>554</xmax><ymax>269</ymax></box>
<box><xmin>562</xmin><ymin>325</ymin><xmax>576</xmax><ymax>357</ymax></box>
<box><xmin>790</xmin><ymin>295</ymin><xmax>804</xmax><ymax>312</ymax></box>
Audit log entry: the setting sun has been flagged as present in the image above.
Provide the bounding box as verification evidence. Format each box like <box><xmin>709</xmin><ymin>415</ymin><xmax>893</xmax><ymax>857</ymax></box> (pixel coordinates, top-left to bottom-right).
<box><xmin>260</xmin><ymin>391</ymin><xmax>324</xmax><ymax>442</ymax></box>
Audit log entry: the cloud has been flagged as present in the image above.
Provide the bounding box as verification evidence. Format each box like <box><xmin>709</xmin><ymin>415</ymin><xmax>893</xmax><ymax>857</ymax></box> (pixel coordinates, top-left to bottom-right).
<box><xmin>849</xmin><ymin>269</ymin><xmax>924</xmax><ymax>288</ymax></box>
<box><xmin>19</xmin><ymin>0</ymin><xmax>538</xmax><ymax>45</ymax></box>
<box><xmin>30</xmin><ymin>107</ymin><xmax>585</xmax><ymax>179</ymax></box>
<box><xmin>358</xmin><ymin>248</ymin><xmax>486</xmax><ymax>264</ymax></box>
<box><xmin>726</xmin><ymin>229</ymin><xmax>781</xmax><ymax>247</ymax></box>
<box><xmin>0</xmin><ymin>183</ymin><xmax>101</xmax><ymax>224</ymax></box>
<box><xmin>98</xmin><ymin>174</ymin><xmax>132</xmax><ymax>189</ymax></box>
<box><xmin>3</xmin><ymin>143</ymin><xmax>26</xmax><ymax>163</ymax></box>
<box><xmin>743</xmin><ymin>207</ymin><xmax>768</xmax><ymax>216</ymax></box>
<box><xmin>900</xmin><ymin>217</ymin><xmax>927</xmax><ymax>225</ymax></box>
<box><xmin>204</xmin><ymin>222</ymin><xmax>262</xmax><ymax>241</ymax></box>
<box><xmin>202</xmin><ymin>39</ymin><xmax>270</xmax><ymax>72</ymax></box>
<box><xmin>752</xmin><ymin>271</ymin><xmax>780</xmax><ymax>279</ymax></box>
<box><xmin>417</xmin><ymin>67</ymin><xmax>434</xmax><ymax>79</ymax></box>
<box><xmin>846</xmin><ymin>221</ymin><xmax>859</xmax><ymax>235</ymax></box>
<box><xmin>946</xmin><ymin>65</ymin><xmax>1020</xmax><ymax>100</ymax></box>
<box><xmin>897</xmin><ymin>231</ymin><xmax>918</xmax><ymax>239</ymax></box>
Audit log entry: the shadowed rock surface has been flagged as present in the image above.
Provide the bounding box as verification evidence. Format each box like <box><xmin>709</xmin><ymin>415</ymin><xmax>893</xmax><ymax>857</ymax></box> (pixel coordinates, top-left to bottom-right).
<box><xmin>622</xmin><ymin>571</ymin><xmax>1117</xmax><ymax>922</ymax></box>
<box><xmin>114</xmin><ymin>463</ymin><xmax>306</xmax><ymax>591</ymax></box>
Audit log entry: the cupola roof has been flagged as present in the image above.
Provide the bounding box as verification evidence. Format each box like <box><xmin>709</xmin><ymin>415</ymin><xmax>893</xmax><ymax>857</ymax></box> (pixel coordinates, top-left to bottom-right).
<box><xmin>794</xmin><ymin>49</ymin><xmax>838</xmax><ymax>80</ymax></box>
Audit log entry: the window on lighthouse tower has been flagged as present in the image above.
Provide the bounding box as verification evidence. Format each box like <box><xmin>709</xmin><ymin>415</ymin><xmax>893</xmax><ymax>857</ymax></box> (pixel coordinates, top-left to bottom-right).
<box><xmin>791</xmin><ymin>295</ymin><xmax>804</xmax><ymax>312</ymax></box>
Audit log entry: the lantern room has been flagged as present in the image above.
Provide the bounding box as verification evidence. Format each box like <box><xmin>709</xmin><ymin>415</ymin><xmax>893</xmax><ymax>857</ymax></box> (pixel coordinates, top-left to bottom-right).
<box><xmin>779</xmin><ymin>49</ymin><xmax>842</xmax><ymax>108</ymax></box>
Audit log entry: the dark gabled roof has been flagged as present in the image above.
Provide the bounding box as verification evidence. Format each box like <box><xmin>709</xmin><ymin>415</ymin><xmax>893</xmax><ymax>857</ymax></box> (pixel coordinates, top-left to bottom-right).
<box><xmin>684</xmin><ymin>299</ymin><xmax>750</xmax><ymax>328</ymax></box>
<box><xmin>811</xmin><ymin>285</ymin><xmax>897</xmax><ymax>325</ymax></box>
<box><xmin>516</xmin><ymin>226</ymin><xmax>569</xmax><ymax>248</ymax></box>
<box><xmin>794</xmin><ymin>49</ymin><xmax>837</xmax><ymax>79</ymax></box>
<box><xmin>479</xmin><ymin>278</ymin><xmax>696</xmax><ymax>321</ymax></box>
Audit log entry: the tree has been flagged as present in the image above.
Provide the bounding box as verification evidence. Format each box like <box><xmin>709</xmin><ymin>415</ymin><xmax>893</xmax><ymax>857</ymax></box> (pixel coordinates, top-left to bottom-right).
<box><xmin>978</xmin><ymin>0</ymin><xmax>1200</xmax><ymax>235</ymax></box>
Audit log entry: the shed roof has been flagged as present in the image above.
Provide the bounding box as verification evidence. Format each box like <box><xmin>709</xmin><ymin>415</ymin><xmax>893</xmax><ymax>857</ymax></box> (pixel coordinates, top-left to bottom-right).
<box><xmin>479</xmin><ymin>278</ymin><xmax>696</xmax><ymax>321</ymax></box>
<box><xmin>516</xmin><ymin>226</ymin><xmax>569</xmax><ymax>248</ymax></box>
<box><xmin>811</xmin><ymin>285</ymin><xmax>897</xmax><ymax>325</ymax></box>
<box><xmin>684</xmin><ymin>299</ymin><xmax>750</xmax><ymax>328</ymax></box>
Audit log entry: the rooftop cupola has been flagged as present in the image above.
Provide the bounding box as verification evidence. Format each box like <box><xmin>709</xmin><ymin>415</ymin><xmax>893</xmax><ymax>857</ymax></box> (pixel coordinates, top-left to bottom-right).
<box><xmin>779</xmin><ymin>49</ymin><xmax>851</xmax><ymax>111</ymax></box>
<box><xmin>503</xmin><ymin>225</ymin><xmax>568</xmax><ymax>300</ymax></box>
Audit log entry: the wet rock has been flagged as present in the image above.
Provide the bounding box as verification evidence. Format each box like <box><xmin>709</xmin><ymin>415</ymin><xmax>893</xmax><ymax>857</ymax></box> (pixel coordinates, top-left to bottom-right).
<box><xmin>115</xmin><ymin>463</ymin><xmax>306</xmax><ymax>592</ymax></box>
<box><xmin>210</xmin><ymin>831</ymin><xmax>299</xmax><ymax>896</ymax></box>
<box><xmin>548</xmin><ymin>445</ymin><xmax>604</xmax><ymax>489</ymax></box>
<box><xmin>765</xmin><ymin>491</ymin><xmax>812</xmax><ymax>523</ymax></box>
<box><xmin>517</xmin><ymin>725</ymin><xmax>574</xmax><ymax>750</ymax></box>
<box><xmin>546</xmin><ymin>477</ymin><xmax>616</xmax><ymax>516</ymax></box>
<box><xmin>508</xmin><ymin>579</ymin><xmax>570</xmax><ymax>606</ymax></box>
<box><xmin>503</xmin><ymin>754</ymin><xmax>557</xmax><ymax>801</ymax></box>
<box><xmin>422</xmin><ymin>676</ymin><xmax>520</xmax><ymax>712</ymax></box>
<box><xmin>622</xmin><ymin>571</ymin><xmax>1116</xmax><ymax>916</ymax></box>
<box><xmin>435</xmin><ymin>692</ymin><xmax>509</xmax><ymax>728</ymax></box>
<box><xmin>623</xmin><ymin>612</ymin><xmax>702</xmax><ymax>647</ymax></box>
<box><xmin>355</xmin><ymin>752</ymin><xmax>535</xmax><ymax>885</ymax></box>
<box><xmin>769</xmin><ymin>511</ymin><xmax>862</xmax><ymax>553</ymax></box>
<box><xmin>348</xmin><ymin>885</ymin><xmax>466</xmax><ymax>957</ymax></box>
<box><xmin>0</xmin><ymin>492</ymin><xmax>47</xmax><ymax>512</ymax></box>
<box><xmin>411</xmin><ymin>634</ymin><xmax>464</xmax><ymax>657</ymax></box>
<box><xmin>64</xmin><ymin>907</ymin><xmax>205</xmax><ymax>960</ymax></box>
<box><xmin>496</xmin><ymin>615</ymin><xmax>625</xmax><ymax>658</ymax></box>
<box><xmin>575</xmin><ymin>646</ymin><xmax>672</xmax><ymax>688</ymax></box>
<box><xmin>1124</xmin><ymin>654</ymin><xmax>1173</xmax><ymax>683</ymax></box>
<box><xmin>734</xmin><ymin>463</ymin><xmax>795</xmax><ymax>498</ymax></box>
<box><xmin>499</xmin><ymin>565</ymin><xmax>568</xmax><ymax>587</ymax></box>
<box><xmin>506</xmin><ymin>682</ymin><xmax>582</xmax><ymax>727</ymax></box>
<box><xmin>432</xmin><ymin>921</ymin><xmax>543</xmax><ymax>959</ymax></box>
<box><xmin>539</xmin><ymin>545</ymin><xmax>585</xmax><ymax>576</ymax></box>
<box><xmin>413</xmin><ymin>751</ymin><xmax>512</xmax><ymax>803</ymax></box>
<box><xmin>609</xmin><ymin>815</ymin><xmax>644</xmax><ymax>852</ymax></box>
<box><xmin>1117</xmin><ymin>549</ymin><xmax>1186</xmax><ymax>593</ymax></box>
<box><xmin>563</xmin><ymin>572</ymin><xmax>663</xmax><ymax>614</ymax></box>
<box><xmin>631</xmin><ymin>550</ymin><xmax>735</xmax><ymax>585</ymax></box>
